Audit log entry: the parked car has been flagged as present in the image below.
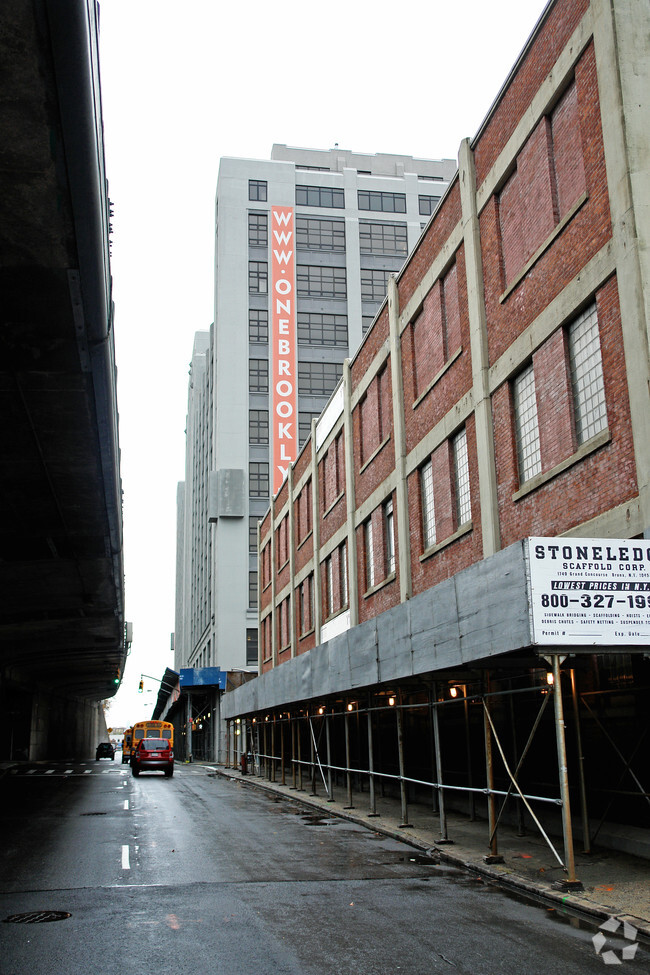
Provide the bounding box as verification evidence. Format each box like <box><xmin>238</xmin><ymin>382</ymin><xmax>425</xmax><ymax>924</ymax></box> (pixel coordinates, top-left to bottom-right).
<box><xmin>131</xmin><ymin>737</ymin><xmax>174</xmax><ymax>777</ymax></box>
<box><xmin>96</xmin><ymin>742</ymin><xmax>115</xmax><ymax>760</ymax></box>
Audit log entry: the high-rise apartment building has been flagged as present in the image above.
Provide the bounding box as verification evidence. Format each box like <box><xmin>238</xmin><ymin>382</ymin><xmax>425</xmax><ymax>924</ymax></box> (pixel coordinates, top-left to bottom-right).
<box><xmin>172</xmin><ymin>146</ymin><xmax>456</xmax><ymax>758</ymax></box>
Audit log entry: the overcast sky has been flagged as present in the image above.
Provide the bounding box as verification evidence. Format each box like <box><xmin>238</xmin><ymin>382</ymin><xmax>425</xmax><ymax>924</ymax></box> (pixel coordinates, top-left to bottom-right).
<box><xmin>98</xmin><ymin>0</ymin><xmax>548</xmax><ymax>728</ymax></box>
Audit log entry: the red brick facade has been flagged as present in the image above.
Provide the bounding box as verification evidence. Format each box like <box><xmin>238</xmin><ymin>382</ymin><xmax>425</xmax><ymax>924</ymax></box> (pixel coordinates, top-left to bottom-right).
<box><xmin>257</xmin><ymin>0</ymin><xmax>648</xmax><ymax>675</ymax></box>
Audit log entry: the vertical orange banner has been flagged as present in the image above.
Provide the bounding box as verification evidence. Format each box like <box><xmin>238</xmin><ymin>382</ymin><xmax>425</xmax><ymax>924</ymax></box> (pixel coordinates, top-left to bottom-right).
<box><xmin>271</xmin><ymin>207</ymin><xmax>297</xmax><ymax>495</ymax></box>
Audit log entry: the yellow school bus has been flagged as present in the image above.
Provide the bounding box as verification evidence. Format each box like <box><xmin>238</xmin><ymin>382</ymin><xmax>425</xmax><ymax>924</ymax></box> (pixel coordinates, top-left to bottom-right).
<box><xmin>121</xmin><ymin>727</ymin><xmax>133</xmax><ymax>764</ymax></box>
<box><xmin>131</xmin><ymin>720</ymin><xmax>173</xmax><ymax>752</ymax></box>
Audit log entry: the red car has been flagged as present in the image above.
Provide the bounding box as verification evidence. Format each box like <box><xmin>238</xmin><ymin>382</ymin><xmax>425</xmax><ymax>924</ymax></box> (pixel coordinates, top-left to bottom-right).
<box><xmin>131</xmin><ymin>737</ymin><xmax>174</xmax><ymax>777</ymax></box>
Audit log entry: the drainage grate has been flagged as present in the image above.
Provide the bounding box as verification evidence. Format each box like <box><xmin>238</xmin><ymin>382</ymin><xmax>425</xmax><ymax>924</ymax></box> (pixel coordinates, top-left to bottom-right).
<box><xmin>80</xmin><ymin>811</ymin><xmax>107</xmax><ymax>816</ymax></box>
<box><xmin>4</xmin><ymin>911</ymin><xmax>71</xmax><ymax>924</ymax></box>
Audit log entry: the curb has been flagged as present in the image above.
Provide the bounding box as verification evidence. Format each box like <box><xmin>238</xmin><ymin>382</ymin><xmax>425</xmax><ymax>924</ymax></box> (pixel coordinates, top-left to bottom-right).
<box><xmin>216</xmin><ymin>767</ymin><xmax>650</xmax><ymax>945</ymax></box>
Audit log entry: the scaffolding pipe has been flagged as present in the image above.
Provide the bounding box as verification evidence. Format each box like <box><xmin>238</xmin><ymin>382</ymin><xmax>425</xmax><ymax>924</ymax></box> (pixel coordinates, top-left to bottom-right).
<box><xmin>552</xmin><ymin>655</ymin><xmax>579</xmax><ymax>884</ymax></box>
<box><xmin>290</xmin><ymin>716</ymin><xmax>297</xmax><ymax>790</ymax></box>
<box><xmin>344</xmin><ymin>711</ymin><xmax>353</xmax><ymax>808</ymax></box>
<box><xmin>431</xmin><ymin>687</ymin><xmax>447</xmax><ymax>839</ymax></box>
<box><xmin>280</xmin><ymin>720</ymin><xmax>286</xmax><ymax>785</ymax></box>
<box><xmin>483</xmin><ymin>683</ymin><xmax>501</xmax><ymax>860</ymax></box>
<box><xmin>367</xmin><ymin>707</ymin><xmax>378</xmax><ymax>817</ymax></box>
<box><xmin>570</xmin><ymin>669</ymin><xmax>590</xmax><ymax>853</ymax></box>
<box><xmin>308</xmin><ymin>717</ymin><xmax>329</xmax><ymax>796</ymax></box>
<box><xmin>325</xmin><ymin>713</ymin><xmax>334</xmax><ymax>802</ymax></box>
<box><xmin>396</xmin><ymin>692</ymin><xmax>411</xmax><ymax>827</ymax></box>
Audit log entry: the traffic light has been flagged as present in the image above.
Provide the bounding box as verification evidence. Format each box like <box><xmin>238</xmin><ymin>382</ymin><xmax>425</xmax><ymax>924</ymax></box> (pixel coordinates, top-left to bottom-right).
<box><xmin>138</xmin><ymin>678</ymin><xmax>144</xmax><ymax>693</ymax></box>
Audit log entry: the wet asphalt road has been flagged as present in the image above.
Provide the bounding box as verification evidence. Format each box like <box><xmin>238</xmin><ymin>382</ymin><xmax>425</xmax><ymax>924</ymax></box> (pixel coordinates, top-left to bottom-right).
<box><xmin>0</xmin><ymin>757</ymin><xmax>648</xmax><ymax>974</ymax></box>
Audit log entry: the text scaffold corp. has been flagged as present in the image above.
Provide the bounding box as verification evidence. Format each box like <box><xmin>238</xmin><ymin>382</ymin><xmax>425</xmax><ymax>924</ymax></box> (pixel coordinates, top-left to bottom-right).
<box><xmin>271</xmin><ymin>207</ymin><xmax>297</xmax><ymax>495</ymax></box>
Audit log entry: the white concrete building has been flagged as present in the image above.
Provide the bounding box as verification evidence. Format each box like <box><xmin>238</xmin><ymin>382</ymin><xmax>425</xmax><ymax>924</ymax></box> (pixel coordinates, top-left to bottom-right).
<box><xmin>173</xmin><ymin>145</ymin><xmax>456</xmax><ymax>760</ymax></box>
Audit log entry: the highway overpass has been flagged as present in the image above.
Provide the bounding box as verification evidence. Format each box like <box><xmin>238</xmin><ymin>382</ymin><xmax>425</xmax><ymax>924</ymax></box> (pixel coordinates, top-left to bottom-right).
<box><xmin>1</xmin><ymin>0</ymin><xmax>126</xmax><ymax>759</ymax></box>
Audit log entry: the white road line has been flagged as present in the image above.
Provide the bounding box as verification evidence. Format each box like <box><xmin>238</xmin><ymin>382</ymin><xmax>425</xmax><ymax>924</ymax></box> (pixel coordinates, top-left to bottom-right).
<box><xmin>123</xmin><ymin>799</ymin><xmax>129</xmax><ymax>810</ymax></box>
<box><xmin>84</xmin><ymin>769</ymin><xmax>92</xmax><ymax>774</ymax></box>
<box><xmin>45</xmin><ymin>769</ymin><xmax>55</xmax><ymax>775</ymax></box>
<box><xmin>64</xmin><ymin>770</ymin><xmax>73</xmax><ymax>775</ymax></box>
<box><xmin>121</xmin><ymin>845</ymin><xmax>130</xmax><ymax>870</ymax></box>
<box><xmin>27</xmin><ymin>769</ymin><xmax>36</xmax><ymax>775</ymax></box>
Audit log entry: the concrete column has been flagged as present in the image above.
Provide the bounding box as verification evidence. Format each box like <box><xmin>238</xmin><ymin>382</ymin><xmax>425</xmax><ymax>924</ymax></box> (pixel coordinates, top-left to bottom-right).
<box><xmin>342</xmin><ymin>360</ymin><xmax>359</xmax><ymax>625</ymax></box>
<box><xmin>458</xmin><ymin>138</ymin><xmax>501</xmax><ymax>557</ymax></box>
<box><xmin>387</xmin><ymin>276</ymin><xmax>412</xmax><ymax>602</ymax></box>
<box><xmin>269</xmin><ymin>492</ymin><xmax>277</xmax><ymax>667</ymax></box>
<box><xmin>592</xmin><ymin>0</ymin><xmax>650</xmax><ymax>529</ymax></box>
<box><xmin>288</xmin><ymin>467</ymin><xmax>297</xmax><ymax>657</ymax></box>
<box><xmin>310</xmin><ymin>420</ymin><xmax>322</xmax><ymax>639</ymax></box>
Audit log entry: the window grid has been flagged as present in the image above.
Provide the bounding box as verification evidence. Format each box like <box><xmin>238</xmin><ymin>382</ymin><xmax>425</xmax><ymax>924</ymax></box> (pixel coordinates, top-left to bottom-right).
<box><xmin>326</xmin><ymin>556</ymin><xmax>334</xmax><ymax>616</ymax></box>
<box><xmin>249</xmin><ymin>358</ymin><xmax>269</xmax><ymax>393</ymax></box>
<box><xmin>361</xmin><ymin>268</ymin><xmax>390</xmax><ymax>302</ymax></box>
<box><xmin>249</xmin><ymin>409</ymin><xmax>269</xmax><ymax>444</ymax></box>
<box><xmin>249</xmin><ymin>462</ymin><xmax>269</xmax><ymax>499</ymax></box>
<box><xmin>248</xmin><ymin>261</ymin><xmax>268</xmax><ymax>294</ymax></box>
<box><xmin>340</xmin><ymin>541</ymin><xmax>348</xmax><ymax>607</ymax></box>
<box><xmin>358</xmin><ymin>190</ymin><xmax>406</xmax><ymax>213</ymax></box>
<box><xmin>297</xmin><ymin>264</ymin><xmax>347</xmax><ymax>298</ymax></box>
<box><xmin>513</xmin><ymin>364</ymin><xmax>542</xmax><ymax>482</ymax></box>
<box><xmin>249</xmin><ymin>571</ymin><xmax>258</xmax><ymax>608</ymax></box>
<box><xmin>298</xmin><ymin>361</ymin><xmax>342</xmax><ymax>397</ymax></box>
<box><xmin>384</xmin><ymin>498</ymin><xmax>395</xmax><ymax>575</ymax></box>
<box><xmin>246</xmin><ymin>628</ymin><xmax>258</xmax><ymax>666</ymax></box>
<box><xmin>249</xmin><ymin>179</ymin><xmax>267</xmax><ymax>202</ymax></box>
<box><xmin>418</xmin><ymin>194</ymin><xmax>441</xmax><ymax>216</ymax></box>
<box><xmin>299</xmin><ymin>411</ymin><xmax>321</xmax><ymax>446</ymax></box>
<box><xmin>249</xmin><ymin>517</ymin><xmax>259</xmax><ymax>554</ymax></box>
<box><xmin>297</xmin><ymin>312</ymin><xmax>348</xmax><ymax>347</ymax></box>
<box><xmin>421</xmin><ymin>460</ymin><xmax>436</xmax><ymax>549</ymax></box>
<box><xmin>359</xmin><ymin>221</ymin><xmax>408</xmax><ymax>256</ymax></box>
<box><xmin>296</xmin><ymin>217</ymin><xmax>345</xmax><ymax>251</ymax></box>
<box><xmin>453</xmin><ymin>428</ymin><xmax>471</xmax><ymax>526</ymax></box>
<box><xmin>296</xmin><ymin>185</ymin><xmax>345</xmax><ymax>208</ymax></box>
<box><xmin>365</xmin><ymin>520</ymin><xmax>375</xmax><ymax>589</ymax></box>
<box><xmin>249</xmin><ymin>309</ymin><xmax>268</xmax><ymax>344</ymax></box>
<box><xmin>248</xmin><ymin>212</ymin><xmax>268</xmax><ymax>246</ymax></box>
<box><xmin>569</xmin><ymin>303</ymin><xmax>607</xmax><ymax>444</ymax></box>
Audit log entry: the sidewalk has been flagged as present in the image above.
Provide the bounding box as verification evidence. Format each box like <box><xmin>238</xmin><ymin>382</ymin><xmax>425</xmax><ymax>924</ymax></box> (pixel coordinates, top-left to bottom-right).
<box><xmin>213</xmin><ymin>763</ymin><xmax>650</xmax><ymax>941</ymax></box>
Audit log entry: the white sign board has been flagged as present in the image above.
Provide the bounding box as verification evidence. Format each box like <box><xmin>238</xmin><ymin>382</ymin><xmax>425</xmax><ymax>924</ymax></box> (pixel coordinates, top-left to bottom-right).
<box><xmin>528</xmin><ymin>537</ymin><xmax>650</xmax><ymax>646</ymax></box>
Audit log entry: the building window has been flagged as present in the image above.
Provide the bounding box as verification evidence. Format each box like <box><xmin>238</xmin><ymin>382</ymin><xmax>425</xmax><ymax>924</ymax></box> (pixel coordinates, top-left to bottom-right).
<box><xmin>249</xmin><ymin>462</ymin><xmax>269</xmax><ymax>498</ymax></box>
<box><xmin>411</xmin><ymin>262</ymin><xmax>461</xmax><ymax>399</ymax></box>
<box><xmin>298</xmin><ymin>361</ymin><xmax>342</xmax><ymax>397</ymax></box>
<box><xmin>418</xmin><ymin>195</ymin><xmax>441</xmax><ymax>216</ymax></box>
<box><xmin>297</xmin><ymin>312</ymin><xmax>348</xmax><ymax>347</ymax></box>
<box><xmin>453</xmin><ymin>428</ymin><xmax>471</xmax><ymax>526</ymax></box>
<box><xmin>358</xmin><ymin>190</ymin><xmax>406</xmax><ymax>213</ymax></box>
<box><xmin>498</xmin><ymin>80</ymin><xmax>586</xmax><ymax>285</ymax></box>
<box><xmin>365</xmin><ymin>519</ymin><xmax>375</xmax><ymax>589</ymax></box>
<box><xmin>421</xmin><ymin>460</ymin><xmax>436</xmax><ymax>550</ymax></box>
<box><xmin>361</xmin><ymin>268</ymin><xmax>390</xmax><ymax>303</ymax></box>
<box><xmin>340</xmin><ymin>540</ymin><xmax>348</xmax><ymax>607</ymax></box>
<box><xmin>249</xmin><ymin>516</ymin><xmax>259</xmax><ymax>554</ymax></box>
<box><xmin>296</xmin><ymin>184</ymin><xmax>345</xmax><ymax>208</ymax></box>
<box><xmin>249</xmin><ymin>409</ymin><xmax>269</xmax><ymax>444</ymax></box>
<box><xmin>513</xmin><ymin>364</ymin><xmax>542</xmax><ymax>483</ymax></box>
<box><xmin>249</xmin><ymin>571</ymin><xmax>258</xmax><ymax>608</ymax></box>
<box><xmin>248</xmin><ymin>212</ymin><xmax>268</xmax><ymax>246</ymax></box>
<box><xmin>246</xmin><ymin>628</ymin><xmax>258</xmax><ymax>666</ymax></box>
<box><xmin>249</xmin><ymin>179</ymin><xmax>267</xmax><ymax>201</ymax></box>
<box><xmin>249</xmin><ymin>309</ymin><xmax>268</xmax><ymax>344</ymax></box>
<box><xmin>299</xmin><ymin>412</ymin><xmax>320</xmax><ymax>446</ymax></box>
<box><xmin>568</xmin><ymin>303</ymin><xmax>607</xmax><ymax>445</ymax></box>
<box><xmin>249</xmin><ymin>358</ymin><xmax>269</xmax><ymax>393</ymax></box>
<box><xmin>248</xmin><ymin>261</ymin><xmax>268</xmax><ymax>294</ymax></box>
<box><xmin>384</xmin><ymin>498</ymin><xmax>395</xmax><ymax>575</ymax></box>
<box><xmin>326</xmin><ymin>555</ymin><xmax>334</xmax><ymax>616</ymax></box>
<box><xmin>297</xmin><ymin>264</ymin><xmax>346</xmax><ymax>298</ymax></box>
<box><xmin>362</xmin><ymin>316</ymin><xmax>374</xmax><ymax>335</ymax></box>
<box><xmin>296</xmin><ymin>217</ymin><xmax>345</xmax><ymax>251</ymax></box>
<box><xmin>299</xmin><ymin>577</ymin><xmax>313</xmax><ymax>635</ymax></box>
<box><xmin>359</xmin><ymin>220</ymin><xmax>408</xmax><ymax>256</ymax></box>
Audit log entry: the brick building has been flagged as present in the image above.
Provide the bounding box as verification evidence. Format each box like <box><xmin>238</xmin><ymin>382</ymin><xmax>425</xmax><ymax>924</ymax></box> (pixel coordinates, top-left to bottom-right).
<box><xmin>224</xmin><ymin>0</ymin><xmax>650</xmax><ymax>877</ymax></box>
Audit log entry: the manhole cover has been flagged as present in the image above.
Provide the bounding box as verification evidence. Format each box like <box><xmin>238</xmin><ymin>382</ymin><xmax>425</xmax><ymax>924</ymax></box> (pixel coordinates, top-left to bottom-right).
<box><xmin>4</xmin><ymin>911</ymin><xmax>71</xmax><ymax>924</ymax></box>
